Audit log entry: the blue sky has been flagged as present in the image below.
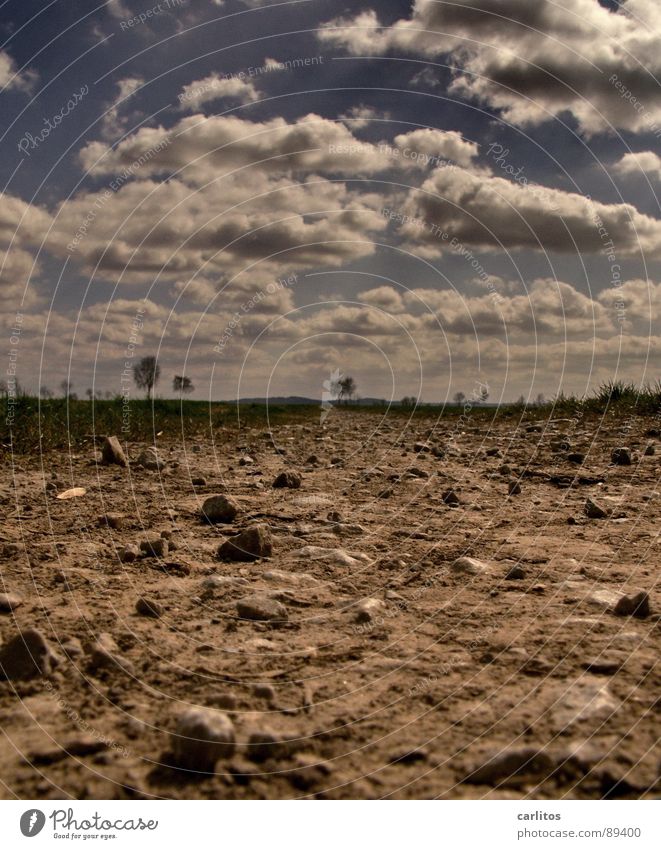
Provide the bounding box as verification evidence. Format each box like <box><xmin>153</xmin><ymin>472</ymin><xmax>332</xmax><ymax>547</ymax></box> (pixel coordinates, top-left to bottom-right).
<box><xmin>2</xmin><ymin>0</ymin><xmax>661</xmax><ymax>403</ymax></box>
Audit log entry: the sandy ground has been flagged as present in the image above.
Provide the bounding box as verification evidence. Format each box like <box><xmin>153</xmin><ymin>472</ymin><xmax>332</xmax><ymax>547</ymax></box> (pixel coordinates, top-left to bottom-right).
<box><xmin>1</xmin><ymin>410</ymin><xmax>660</xmax><ymax>799</ymax></box>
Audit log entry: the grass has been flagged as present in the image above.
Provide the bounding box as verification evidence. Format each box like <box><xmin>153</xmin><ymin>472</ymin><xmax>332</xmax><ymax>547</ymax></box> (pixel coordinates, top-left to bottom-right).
<box><xmin>1</xmin><ymin>381</ymin><xmax>660</xmax><ymax>456</ymax></box>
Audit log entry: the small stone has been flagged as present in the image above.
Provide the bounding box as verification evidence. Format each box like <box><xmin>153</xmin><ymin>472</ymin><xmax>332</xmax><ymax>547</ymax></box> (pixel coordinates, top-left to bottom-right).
<box><xmin>413</xmin><ymin>442</ymin><xmax>431</xmax><ymax>453</ymax></box>
<box><xmin>582</xmin><ymin>652</ymin><xmax>627</xmax><ymax>675</ymax></box>
<box><xmin>201</xmin><ymin>494</ymin><xmax>239</xmax><ymax>524</ymax></box>
<box><xmin>408</xmin><ymin>467</ymin><xmax>429</xmax><ymax>479</ymax></box>
<box><xmin>305</xmin><ymin>455</ymin><xmax>319</xmax><ymax>465</ymax></box>
<box><xmin>611</xmin><ymin>447</ymin><xmax>632</xmax><ymax>466</ymax></box>
<box><xmin>120</xmin><ymin>544</ymin><xmax>140</xmax><ymax>563</ymax></box>
<box><xmin>135</xmin><ymin>447</ymin><xmax>166</xmax><ymax>471</ymax></box>
<box><xmin>614</xmin><ymin>591</ymin><xmax>650</xmax><ymax>619</ymax></box>
<box><xmin>218</xmin><ymin>524</ymin><xmax>273</xmax><ymax>561</ymax></box>
<box><xmin>236</xmin><ymin>595</ymin><xmax>287</xmax><ymax>622</ymax></box>
<box><xmin>452</xmin><ymin>556</ymin><xmax>490</xmax><ymax>576</ymax></box>
<box><xmin>172</xmin><ymin>707</ymin><xmax>236</xmax><ymax>771</ymax></box>
<box><xmin>442</xmin><ymin>489</ymin><xmax>460</xmax><ymax>506</ymax></box>
<box><xmin>567</xmin><ymin>452</ymin><xmax>585</xmax><ymax>464</ymax></box>
<box><xmin>505</xmin><ymin>565</ymin><xmax>525</xmax><ymax>580</ymax></box>
<box><xmin>136</xmin><ymin>597</ymin><xmax>163</xmax><ymax>618</ymax></box>
<box><xmin>354</xmin><ymin>598</ymin><xmax>386</xmax><ymax>624</ymax></box>
<box><xmin>499</xmin><ymin>464</ymin><xmax>512</xmax><ymax>475</ymax></box>
<box><xmin>239</xmin><ymin>456</ymin><xmax>254</xmax><ymax>466</ymax></box>
<box><xmin>99</xmin><ymin>513</ymin><xmax>125</xmax><ymax>530</ymax></box>
<box><xmin>253</xmin><ymin>683</ymin><xmax>276</xmax><ymax>700</ymax></box>
<box><xmin>644</xmin><ymin>444</ymin><xmax>655</xmax><ymax>456</ymax></box>
<box><xmin>0</xmin><ymin>629</ymin><xmax>57</xmax><ymax>680</ymax></box>
<box><xmin>273</xmin><ymin>471</ymin><xmax>302</xmax><ymax>489</ymax></box>
<box><xmin>0</xmin><ymin>592</ymin><xmax>23</xmax><ymax>613</ymax></box>
<box><xmin>508</xmin><ymin>479</ymin><xmax>521</xmax><ymax>496</ymax></box>
<box><xmin>86</xmin><ymin>633</ymin><xmax>124</xmax><ymax>673</ymax></box>
<box><xmin>246</xmin><ymin>729</ymin><xmax>285</xmax><ymax>762</ymax></box>
<box><xmin>192</xmin><ymin>477</ymin><xmax>207</xmax><ymax>487</ymax></box>
<box><xmin>464</xmin><ymin>747</ymin><xmax>555</xmax><ymax>785</ymax></box>
<box><xmin>584</xmin><ymin>497</ymin><xmax>609</xmax><ymax>519</ymax></box>
<box><xmin>140</xmin><ymin>538</ymin><xmax>168</xmax><ymax>558</ymax></box>
<box><xmin>327</xmin><ymin>510</ymin><xmax>343</xmax><ymax>523</ymax></box>
<box><xmin>101</xmin><ymin>436</ymin><xmax>127</xmax><ymax>467</ymax></box>
<box><xmin>486</xmin><ymin>447</ymin><xmax>502</xmax><ymax>457</ymax></box>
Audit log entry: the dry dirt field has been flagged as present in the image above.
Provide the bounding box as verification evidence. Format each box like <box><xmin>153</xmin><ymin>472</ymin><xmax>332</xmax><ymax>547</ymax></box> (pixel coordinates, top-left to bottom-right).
<box><xmin>1</xmin><ymin>410</ymin><xmax>660</xmax><ymax>799</ymax></box>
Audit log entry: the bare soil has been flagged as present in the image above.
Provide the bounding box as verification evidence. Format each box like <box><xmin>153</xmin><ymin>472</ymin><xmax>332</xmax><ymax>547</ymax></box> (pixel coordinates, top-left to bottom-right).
<box><xmin>1</xmin><ymin>411</ymin><xmax>660</xmax><ymax>799</ymax></box>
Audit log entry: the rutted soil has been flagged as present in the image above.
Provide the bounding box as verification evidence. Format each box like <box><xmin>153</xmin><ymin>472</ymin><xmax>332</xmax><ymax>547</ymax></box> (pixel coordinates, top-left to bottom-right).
<box><xmin>1</xmin><ymin>411</ymin><xmax>660</xmax><ymax>799</ymax></box>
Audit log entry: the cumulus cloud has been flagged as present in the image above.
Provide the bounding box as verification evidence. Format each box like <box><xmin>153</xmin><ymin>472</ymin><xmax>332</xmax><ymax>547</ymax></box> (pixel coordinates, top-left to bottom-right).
<box><xmin>0</xmin><ymin>49</ymin><xmax>37</xmax><ymax>93</ymax></box>
<box><xmin>613</xmin><ymin>151</ymin><xmax>661</xmax><ymax>181</ymax></box>
<box><xmin>318</xmin><ymin>0</ymin><xmax>661</xmax><ymax>135</ymax></box>
<box><xmin>177</xmin><ymin>73</ymin><xmax>261</xmax><ymax>110</ymax></box>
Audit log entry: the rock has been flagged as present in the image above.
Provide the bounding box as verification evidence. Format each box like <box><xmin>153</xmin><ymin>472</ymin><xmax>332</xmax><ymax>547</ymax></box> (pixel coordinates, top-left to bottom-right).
<box><xmin>218</xmin><ymin>524</ymin><xmax>273</xmax><ymax>561</ymax></box>
<box><xmin>508</xmin><ymin>479</ymin><xmax>521</xmax><ymax>495</ymax></box>
<box><xmin>253</xmin><ymin>683</ymin><xmax>276</xmax><ymax>700</ymax></box>
<box><xmin>201</xmin><ymin>494</ymin><xmax>239</xmax><ymax>524</ymax></box>
<box><xmin>587</xmin><ymin>589</ymin><xmax>623</xmax><ymax>611</ymax></box>
<box><xmin>191</xmin><ymin>477</ymin><xmax>207</xmax><ymax>487</ymax></box>
<box><xmin>408</xmin><ymin>467</ymin><xmax>429</xmax><ymax>479</ymax></box>
<box><xmin>0</xmin><ymin>629</ymin><xmax>57</xmax><ymax>680</ymax></box>
<box><xmin>551</xmin><ymin>439</ymin><xmax>571</xmax><ymax>452</ymax></box>
<box><xmin>99</xmin><ymin>513</ymin><xmax>125</xmax><ymax>530</ymax></box>
<box><xmin>550</xmin><ymin>678</ymin><xmax>619</xmax><ymax>730</ymax></box>
<box><xmin>485</xmin><ymin>447</ymin><xmax>502</xmax><ymax>457</ymax></box>
<box><xmin>442</xmin><ymin>489</ymin><xmax>460</xmax><ymax>506</ymax></box>
<box><xmin>201</xmin><ymin>575</ymin><xmax>249</xmax><ymax>592</ymax></box>
<box><xmin>273</xmin><ymin>471</ymin><xmax>302</xmax><ymax>489</ymax></box>
<box><xmin>305</xmin><ymin>455</ymin><xmax>319</xmax><ymax>465</ymax></box>
<box><xmin>464</xmin><ymin>746</ymin><xmax>555</xmax><ymax>785</ymax></box>
<box><xmin>584</xmin><ymin>497</ymin><xmax>609</xmax><ymax>519</ymax></box>
<box><xmin>611</xmin><ymin>447</ymin><xmax>632</xmax><ymax>466</ymax></box>
<box><xmin>452</xmin><ymin>556</ymin><xmax>490</xmax><ymax>576</ymax></box>
<box><xmin>354</xmin><ymin>598</ymin><xmax>386</xmax><ymax>624</ymax></box>
<box><xmin>246</xmin><ymin>729</ymin><xmax>285</xmax><ymax>762</ymax></box>
<box><xmin>327</xmin><ymin>510</ymin><xmax>343</xmax><ymax>523</ymax></box>
<box><xmin>120</xmin><ymin>544</ymin><xmax>140</xmax><ymax>563</ymax></box>
<box><xmin>293</xmin><ymin>545</ymin><xmax>369</xmax><ymax>567</ymax></box>
<box><xmin>499</xmin><ymin>464</ymin><xmax>512</xmax><ymax>476</ymax></box>
<box><xmin>140</xmin><ymin>538</ymin><xmax>168</xmax><ymax>558</ymax></box>
<box><xmin>101</xmin><ymin>436</ymin><xmax>127</xmax><ymax>467</ymax></box>
<box><xmin>0</xmin><ymin>592</ymin><xmax>23</xmax><ymax>613</ymax></box>
<box><xmin>172</xmin><ymin>707</ymin><xmax>236</xmax><ymax>771</ymax></box>
<box><xmin>135</xmin><ymin>447</ymin><xmax>166</xmax><ymax>471</ymax></box>
<box><xmin>239</xmin><ymin>456</ymin><xmax>254</xmax><ymax>466</ymax></box>
<box><xmin>236</xmin><ymin>595</ymin><xmax>287</xmax><ymax>622</ymax></box>
<box><xmin>505</xmin><ymin>565</ymin><xmax>525</xmax><ymax>580</ymax></box>
<box><xmin>413</xmin><ymin>442</ymin><xmax>431</xmax><ymax>453</ymax></box>
<box><xmin>567</xmin><ymin>452</ymin><xmax>585</xmax><ymax>464</ymax></box>
<box><xmin>582</xmin><ymin>652</ymin><xmax>627</xmax><ymax>675</ymax></box>
<box><xmin>614</xmin><ymin>591</ymin><xmax>650</xmax><ymax>618</ymax></box>
<box><xmin>86</xmin><ymin>633</ymin><xmax>124</xmax><ymax>673</ymax></box>
<box><xmin>644</xmin><ymin>443</ymin><xmax>655</xmax><ymax>456</ymax></box>
<box><xmin>136</xmin><ymin>597</ymin><xmax>163</xmax><ymax>618</ymax></box>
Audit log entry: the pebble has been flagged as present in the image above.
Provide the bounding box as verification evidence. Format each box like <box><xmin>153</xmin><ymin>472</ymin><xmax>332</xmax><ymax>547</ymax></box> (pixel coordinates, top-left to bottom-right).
<box><xmin>236</xmin><ymin>595</ymin><xmax>288</xmax><ymax>622</ymax></box>
<box><xmin>644</xmin><ymin>443</ymin><xmax>655</xmax><ymax>456</ymax></box>
<box><xmin>0</xmin><ymin>629</ymin><xmax>57</xmax><ymax>680</ymax></box>
<box><xmin>86</xmin><ymin>633</ymin><xmax>123</xmax><ymax>672</ymax></box>
<box><xmin>413</xmin><ymin>442</ymin><xmax>431</xmax><ymax>453</ymax></box>
<box><xmin>508</xmin><ymin>479</ymin><xmax>521</xmax><ymax>496</ymax></box>
<box><xmin>584</xmin><ymin>497</ymin><xmax>609</xmax><ymax>519</ymax></box>
<box><xmin>239</xmin><ymin>456</ymin><xmax>254</xmax><ymax>466</ymax></box>
<box><xmin>101</xmin><ymin>436</ymin><xmax>128</xmax><ymax>467</ymax></box>
<box><xmin>172</xmin><ymin>707</ymin><xmax>236</xmax><ymax>771</ymax></box>
<box><xmin>99</xmin><ymin>513</ymin><xmax>125</xmax><ymax>530</ymax></box>
<box><xmin>464</xmin><ymin>746</ymin><xmax>555</xmax><ymax>785</ymax></box>
<box><xmin>273</xmin><ymin>471</ymin><xmax>302</xmax><ymax>489</ymax></box>
<box><xmin>246</xmin><ymin>729</ymin><xmax>285</xmax><ymax>762</ymax></box>
<box><xmin>217</xmin><ymin>524</ymin><xmax>273</xmax><ymax>561</ymax></box>
<box><xmin>120</xmin><ymin>544</ymin><xmax>140</xmax><ymax>563</ymax></box>
<box><xmin>611</xmin><ymin>447</ymin><xmax>632</xmax><ymax>466</ymax></box>
<box><xmin>614</xmin><ymin>591</ymin><xmax>650</xmax><ymax>618</ymax></box>
<box><xmin>0</xmin><ymin>592</ymin><xmax>23</xmax><ymax>613</ymax></box>
<box><xmin>442</xmin><ymin>489</ymin><xmax>460</xmax><ymax>506</ymax></box>
<box><xmin>136</xmin><ymin>597</ymin><xmax>163</xmax><ymax>618</ymax></box>
<box><xmin>505</xmin><ymin>565</ymin><xmax>525</xmax><ymax>580</ymax></box>
<box><xmin>191</xmin><ymin>477</ymin><xmax>207</xmax><ymax>487</ymax></box>
<box><xmin>140</xmin><ymin>538</ymin><xmax>169</xmax><ymax>558</ymax></box>
<box><xmin>201</xmin><ymin>494</ymin><xmax>239</xmax><ymax>524</ymax></box>
<box><xmin>567</xmin><ymin>452</ymin><xmax>585</xmax><ymax>464</ymax></box>
<box><xmin>135</xmin><ymin>447</ymin><xmax>167</xmax><ymax>470</ymax></box>
<box><xmin>253</xmin><ymin>683</ymin><xmax>276</xmax><ymax>700</ymax></box>
<box><xmin>354</xmin><ymin>598</ymin><xmax>386</xmax><ymax>624</ymax></box>
<box><xmin>452</xmin><ymin>556</ymin><xmax>490</xmax><ymax>575</ymax></box>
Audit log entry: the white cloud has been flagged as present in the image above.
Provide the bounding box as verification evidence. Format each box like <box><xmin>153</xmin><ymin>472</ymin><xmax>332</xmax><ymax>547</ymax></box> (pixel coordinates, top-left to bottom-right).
<box><xmin>177</xmin><ymin>73</ymin><xmax>260</xmax><ymax>110</ymax></box>
<box><xmin>613</xmin><ymin>151</ymin><xmax>661</xmax><ymax>181</ymax></box>
<box><xmin>0</xmin><ymin>49</ymin><xmax>37</xmax><ymax>92</ymax></box>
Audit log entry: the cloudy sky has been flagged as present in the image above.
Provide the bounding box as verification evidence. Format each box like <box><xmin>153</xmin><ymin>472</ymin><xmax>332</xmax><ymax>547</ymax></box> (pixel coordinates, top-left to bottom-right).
<box><xmin>2</xmin><ymin>0</ymin><xmax>661</xmax><ymax>403</ymax></box>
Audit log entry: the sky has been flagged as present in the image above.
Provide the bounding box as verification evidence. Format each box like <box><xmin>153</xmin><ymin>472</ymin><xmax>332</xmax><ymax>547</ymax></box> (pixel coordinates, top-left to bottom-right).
<box><xmin>1</xmin><ymin>0</ymin><xmax>661</xmax><ymax>404</ymax></box>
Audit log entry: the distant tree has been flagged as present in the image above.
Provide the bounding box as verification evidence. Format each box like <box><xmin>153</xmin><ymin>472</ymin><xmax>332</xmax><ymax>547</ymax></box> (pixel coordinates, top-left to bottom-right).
<box><xmin>104</xmin><ymin>390</ymin><xmax>114</xmax><ymax>400</ymax></box>
<box><xmin>338</xmin><ymin>375</ymin><xmax>356</xmax><ymax>404</ymax></box>
<box><xmin>173</xmin><ymin>375</ymin><xmax>195</xmax><ymax>395</ymax></box>
<box><xmin>516</xmin><ymin>394</ymin><xmax>526</xmax><ymax>406</ymax></box>
<box><xmin>60</xmin><ymin>379</ymin><xmax>74</xmax><ymax>398</ymax></box>
<box><xmin>536</xmin><ymin>392</ymin><xmax>546</xmax><ymax>406</ymax></box>
<box><xmin>0</xmin><ymin>380</ymin><xmax>8</xmax><ymax>398</ymax></box>
<box><xmin>133</xmin><ymin>356</ymin><xmax>160</xmax><ymax>400</ymax></box>
<box><xmin>479</xmin><ymin>386</ymin><xmax>490</xmax><ymax>404</ymax></box>
<box><xmin>453</xmin><ymin>391</ymin><xmax>466</xmax><ymax>405</ymax></box>
<box><xmin>40</xmin><ymin>385</ymin><xmax>53</xmax><ymax>399</ymax></box>
<box><xmin>401</xmin><ymin>395</ymin><xmax>417</xmax><ymax>409</ymax></box>
<box><xmin>85</xmin><ymin>388</ymin><xmax>95</xmax><ymax>401</ymax></box>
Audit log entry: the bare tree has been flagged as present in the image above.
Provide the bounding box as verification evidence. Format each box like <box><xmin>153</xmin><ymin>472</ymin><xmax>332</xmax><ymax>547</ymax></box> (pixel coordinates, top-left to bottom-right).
<box><xmin>133</xmin><ymin>356</ymin><xmax>160</xmax><ymax>400</ymax></box>
<box><xmin>536</xmin><ymin>392</ymin><xmax>546</xmax><ymax>406</ymax></box>
<box><xmin>60</xmin><ymin>379</ymin><xmax>74</xmax><ymax>398</ymax></box>
<box><xmin>173</xmin><ymin>375</ymin><xmax>195</xmax><ymax>395</ymax></box>
<box><xmin>40</xmin><ymin>385</ymin><xmax>53</xmax><ymax>399</ymax></box>
<box><xmin>453</xmin><ymin>391</ymin><xmax>466</xmax><ymax>405</ymax></box>
<box><xmin>480</xmin><ymin>386</ymin><xmax>490</xmax><ymax>404</ymax></box>
<box><xmin>401</xmin><ymin>396</ymin><xmax>417</xmax><ymax>409</ymax></box>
